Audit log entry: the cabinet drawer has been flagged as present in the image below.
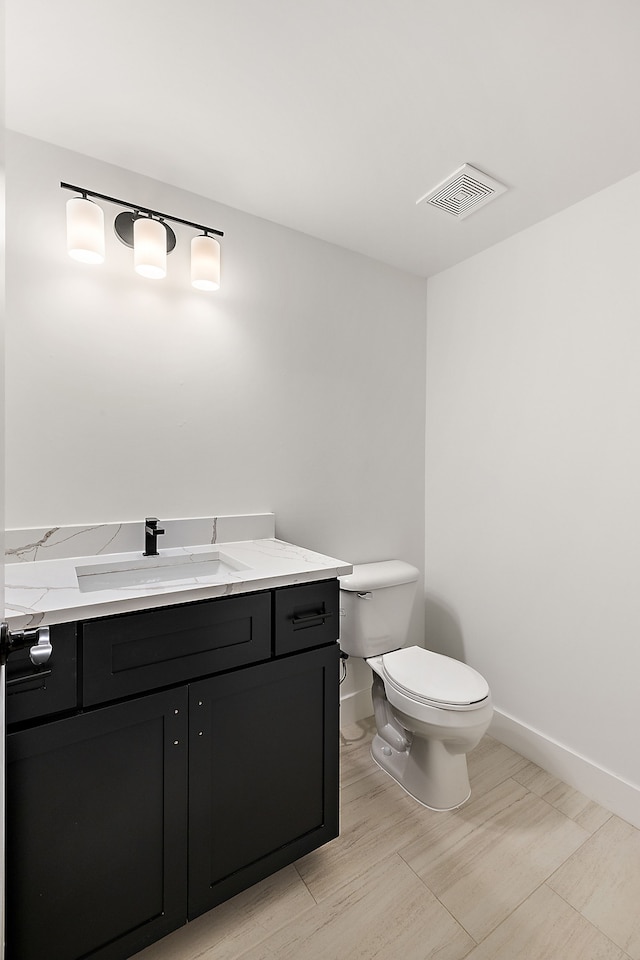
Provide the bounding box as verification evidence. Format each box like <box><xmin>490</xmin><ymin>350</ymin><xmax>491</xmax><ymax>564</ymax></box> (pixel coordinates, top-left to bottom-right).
<box><xmin>82</xmin><ymin>593</ymin><xmax>271</xmax><ymax>706</ymax></box>
<box><xmin>6</xmin><ymin>622</ymin><xmax>77</xmax><ymax>726</ymax></box>
<box><xmin>274</xmin><ymin>580</ymin><xmax>339</xmax><ymax>655</ymax></box>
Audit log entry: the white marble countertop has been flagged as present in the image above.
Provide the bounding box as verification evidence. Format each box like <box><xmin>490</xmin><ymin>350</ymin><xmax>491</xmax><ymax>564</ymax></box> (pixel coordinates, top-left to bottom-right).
<box><xmin>5</xmin><ymin>538</ymin><xmax>353</xmax><ymax>629</ymax></box>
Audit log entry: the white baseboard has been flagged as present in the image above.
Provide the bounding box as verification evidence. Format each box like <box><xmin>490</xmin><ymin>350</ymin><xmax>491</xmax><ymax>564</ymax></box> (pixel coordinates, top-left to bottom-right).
<box><xmin>491</xmin><ymin>708</ymin><xmax>640</xmax><ymax>830</ymax></box>
<box><xmin>339</xmin><ymin>687</ymin><xmax>373</xmax><ymax>728</ymax></box>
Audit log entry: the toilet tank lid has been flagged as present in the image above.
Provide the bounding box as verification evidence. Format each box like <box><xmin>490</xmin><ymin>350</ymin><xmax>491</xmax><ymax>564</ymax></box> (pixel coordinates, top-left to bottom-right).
<box><xmin>339</xmin><ymin>560</ymin><xmax>419</xmax><ymax>592</ymax></box>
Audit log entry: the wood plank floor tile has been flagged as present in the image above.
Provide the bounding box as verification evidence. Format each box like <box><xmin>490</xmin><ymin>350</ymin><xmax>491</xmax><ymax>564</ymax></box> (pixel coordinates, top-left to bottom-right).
<box><xmin>131</xmin><ymin>865</ymin><xmax>314</xmax><ymax>960</ymax></box>
<box><xmin>295</xmin><ymin>766</ymin><xmax>422</xmax><ymax>902</ymax></box>
<box><xmin>339</xmin><ymin>717</ymin><xmax>377</xmax><ymax>788</ymax></box>
<box><xmin>466</xmin><ymin>735</ymin><xmax>530</xmax><ymax>798</ymax></box>
<box><xmin>238</xmin><ymin>854</ymin><xmax>475</xmax><ymax>960</ymax></box>
<box><xmin>549</xmin><ymin>816</ymin><xmax>640</xmax><ymax>959</ymax></box>
<box><xmin>513</xmin><ymin>761</ymin><xmax>612</xmax><ymax>833</ymax></box>
<box><xmin>398</xmin><ymin>777</ymin><xmax>529</xmax><ymax>872</ymax></box>
<box><xmin>405</xmin><ymin>790</ymin><xmax>590</xmax><ymax>941</ymax></box>
<box><xmin>464</xmin><ymin>884</ymin><xmax>627</xmax><ymax>960</ymax></box>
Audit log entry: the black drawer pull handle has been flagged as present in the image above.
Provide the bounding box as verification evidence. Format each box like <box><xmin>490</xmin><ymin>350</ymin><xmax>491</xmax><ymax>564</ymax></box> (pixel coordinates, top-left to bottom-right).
<box><xmin>7</xmin><ymin>669</ymin><xmax>53</xmax><ymax>688</ymax></box>
<box><xmin>290</xmin><ymin>611</ymin><xmax>333</xmax><ymax>626</ymax></box>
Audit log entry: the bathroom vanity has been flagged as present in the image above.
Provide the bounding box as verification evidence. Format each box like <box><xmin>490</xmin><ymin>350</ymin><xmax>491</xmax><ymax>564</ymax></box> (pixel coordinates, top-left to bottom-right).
<box><xmin>3</xmin><ymin>520</ymin><xmax>351</xmax><ymax>960</ymax></box>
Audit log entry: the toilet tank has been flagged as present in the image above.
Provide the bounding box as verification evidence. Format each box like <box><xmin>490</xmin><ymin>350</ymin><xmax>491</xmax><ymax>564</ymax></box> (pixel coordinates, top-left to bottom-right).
<box><xmin>338</xmin><ymin>560</ymin><xmax>419</xmax><ymax>658</ymax></box>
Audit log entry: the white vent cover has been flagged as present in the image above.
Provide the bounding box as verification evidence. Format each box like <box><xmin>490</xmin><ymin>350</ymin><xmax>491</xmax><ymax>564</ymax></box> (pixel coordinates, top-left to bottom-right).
<box><xmin>416</xmin><ymin>163</ymin><xmax>507</xmax><ymax>220</ymax></box>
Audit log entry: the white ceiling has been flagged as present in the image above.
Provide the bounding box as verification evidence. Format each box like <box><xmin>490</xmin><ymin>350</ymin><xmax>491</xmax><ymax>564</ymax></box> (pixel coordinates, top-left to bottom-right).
<box><xmin>6</xmin><ymin>0</ymin><xmax>640</xmax><ymax>277</ymax></box>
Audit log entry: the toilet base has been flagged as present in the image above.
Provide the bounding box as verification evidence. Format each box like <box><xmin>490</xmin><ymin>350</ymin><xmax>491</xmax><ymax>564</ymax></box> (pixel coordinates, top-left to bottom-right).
<box><xmin>371</xmin><ymin>732</ymin><xmax>471</xmax><ymax>812</ymax></box>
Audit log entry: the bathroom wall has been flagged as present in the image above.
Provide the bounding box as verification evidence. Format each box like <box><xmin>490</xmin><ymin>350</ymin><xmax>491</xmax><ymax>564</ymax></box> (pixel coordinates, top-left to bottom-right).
<box><xmin>1</xmin><ymin>5</ymin><xmax>6</xmax><ymax>602</ymax></box>
<box><xmin>1</xmin><ymin>137</ymin><xmax>5</xmax><ymax>607</ymax></box>
<box><xmin>425</xmin><ymin>169</ymin><xmax>640</xmax><ymax>826</ymax></box>
<box><xmin>4</xmin><ymin>131</ymin><xmax>427</xmax><ymax>705</ymax></box>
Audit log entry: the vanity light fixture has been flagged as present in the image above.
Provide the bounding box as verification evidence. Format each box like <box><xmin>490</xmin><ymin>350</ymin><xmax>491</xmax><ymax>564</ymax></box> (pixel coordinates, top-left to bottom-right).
<box><xmin>61</xmin><ymin>182</ymin><xmax>224</xmax><ymax>291</ymax></box>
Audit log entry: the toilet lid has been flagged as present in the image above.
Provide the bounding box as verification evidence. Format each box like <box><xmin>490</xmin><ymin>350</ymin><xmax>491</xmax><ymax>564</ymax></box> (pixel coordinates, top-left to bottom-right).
<box><xmin>381</xmin><ymin>647</ymin><xmax>489</xmax><ymax>707</ymax></box>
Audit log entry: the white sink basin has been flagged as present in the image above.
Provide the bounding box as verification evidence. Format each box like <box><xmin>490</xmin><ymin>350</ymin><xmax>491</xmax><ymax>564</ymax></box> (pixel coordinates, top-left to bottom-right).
<box><xmin>76</xmin><ymin>550</ymin><xmax>250</xmax><ymax>593</ymax></box>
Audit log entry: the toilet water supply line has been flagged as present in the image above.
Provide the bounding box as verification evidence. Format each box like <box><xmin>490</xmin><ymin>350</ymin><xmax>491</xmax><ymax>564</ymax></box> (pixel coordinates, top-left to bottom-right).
<box><xmin>339</xmin><ymin>651</ymin><xmax>348</xmax><ymax>685</ymax></box>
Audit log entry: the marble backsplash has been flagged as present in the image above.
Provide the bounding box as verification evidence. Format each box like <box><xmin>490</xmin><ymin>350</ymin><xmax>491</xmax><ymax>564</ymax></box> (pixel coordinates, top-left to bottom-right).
<box><xmin>5</xmin><ymin>514</ymin><xmax>276</xmax><ymax>564</ymax></box>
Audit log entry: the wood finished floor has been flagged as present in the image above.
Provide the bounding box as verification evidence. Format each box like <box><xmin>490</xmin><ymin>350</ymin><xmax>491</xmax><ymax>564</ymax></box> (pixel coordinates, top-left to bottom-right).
<box><xmin>134</xmin><ymin>718</ymin><xmax>639</xmax><ymax>960</ymax></box>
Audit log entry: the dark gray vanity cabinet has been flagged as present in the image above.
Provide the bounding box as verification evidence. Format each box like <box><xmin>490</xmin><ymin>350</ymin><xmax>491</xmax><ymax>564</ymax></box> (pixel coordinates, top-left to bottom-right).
<box><xmin>5</xmin><ymin>580</ymin><xmax>339</xmax><ymax>960</ymax></box>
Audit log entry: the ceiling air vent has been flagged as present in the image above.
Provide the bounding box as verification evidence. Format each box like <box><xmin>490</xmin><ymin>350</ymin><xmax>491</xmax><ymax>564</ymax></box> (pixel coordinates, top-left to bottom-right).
<box><xmin>416</xmin><ymin>163</ymin><xmax>507</xmax><ymax>220</ymax></box>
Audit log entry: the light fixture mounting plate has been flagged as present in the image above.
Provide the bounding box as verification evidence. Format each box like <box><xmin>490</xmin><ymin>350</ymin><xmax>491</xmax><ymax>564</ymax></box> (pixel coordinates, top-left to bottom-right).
<box><xmin>114</xmin><ymin>211</ymin><xmax>177</xmax><ymax>252</ymax></box>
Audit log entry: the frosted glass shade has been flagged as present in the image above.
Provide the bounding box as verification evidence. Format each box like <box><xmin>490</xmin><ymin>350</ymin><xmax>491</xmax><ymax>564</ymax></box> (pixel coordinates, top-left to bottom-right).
<box><xmin>66</xmin><ymin>197</ymin><xmax>105</xmax><ymax>264</ymax></box>
<box><xmin>191</xmin><ymin>235</ymin><xmax>220</xmax><ymax>291</ymax></box>
<box><xmin>134</xmin><ymin>217</ymin><xmax>167</xmax><ymax>279</ymax></box>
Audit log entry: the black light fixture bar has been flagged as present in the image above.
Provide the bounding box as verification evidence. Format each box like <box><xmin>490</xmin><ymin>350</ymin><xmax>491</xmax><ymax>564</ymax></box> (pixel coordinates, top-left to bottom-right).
<box><xmin>60</xmin><ymin>182</ymin><xmax>224</xmax><ymax>237</ymax></box>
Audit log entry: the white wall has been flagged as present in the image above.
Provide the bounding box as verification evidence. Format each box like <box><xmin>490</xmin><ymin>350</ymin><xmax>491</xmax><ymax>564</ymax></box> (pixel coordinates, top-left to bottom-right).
<box><xmin>426</xmin><ymin>170</ymin><xmax>640</xmax><ymax>824</ymax></box>
<box><xmin>1</xmin><ymin>140</ymin><xmax>5</xmax><ymax>612</ymax></box>
<box><xmin>4</xmin><ymin>132</ymin><xmax>426</xmax><ymax>699</ymax></box>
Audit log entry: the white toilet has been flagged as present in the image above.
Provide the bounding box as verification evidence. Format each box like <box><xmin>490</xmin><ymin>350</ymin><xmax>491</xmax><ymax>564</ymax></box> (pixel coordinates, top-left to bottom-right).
<box><xmin>339</xmin><ymin>560</ymin><xmax>493</xmax><ymax>811</ymax></box>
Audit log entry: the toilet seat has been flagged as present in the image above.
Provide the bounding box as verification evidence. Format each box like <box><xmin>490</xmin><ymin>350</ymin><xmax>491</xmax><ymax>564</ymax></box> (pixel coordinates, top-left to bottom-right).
<box><xmin>380</xmin><ymin>647</ymin><xmax>489</xmax><ymax>712</ymax></box>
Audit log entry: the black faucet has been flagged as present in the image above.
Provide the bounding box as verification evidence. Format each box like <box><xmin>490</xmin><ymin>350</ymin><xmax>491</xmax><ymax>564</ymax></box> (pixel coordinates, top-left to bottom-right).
<box><xmin>144</xmin><ymin>517</ymin><xmax>165</xmax><ymax>556</ymax></box>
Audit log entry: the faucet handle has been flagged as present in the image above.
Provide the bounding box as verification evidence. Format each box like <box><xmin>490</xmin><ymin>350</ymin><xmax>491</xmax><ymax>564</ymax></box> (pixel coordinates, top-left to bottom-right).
<box><xmin>145</xmin><ymin>517</ymin><xmax>165</xmax><ymax>532</ymax></box>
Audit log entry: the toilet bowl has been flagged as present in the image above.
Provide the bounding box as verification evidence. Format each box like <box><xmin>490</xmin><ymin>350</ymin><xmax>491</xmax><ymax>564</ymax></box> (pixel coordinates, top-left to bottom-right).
<box><xmin>367</xmin><ymin>647</ymin><xmax>492</xmax><ymax>810</ymax></box>
<box><xmin>339</xmin><ymin>561</ymin><xmax>493</xmax><ymax>811</ymax></box>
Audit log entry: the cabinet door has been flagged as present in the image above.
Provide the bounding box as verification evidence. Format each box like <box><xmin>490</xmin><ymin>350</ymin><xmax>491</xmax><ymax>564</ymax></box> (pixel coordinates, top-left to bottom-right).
<box><xmin>188</xmin><ymin>643</ymin><xmax>339</xmax><ymax>918</ymax></box>
<box><xmin>6</xmin><ymin>688</ymin><xmax>188</xmax><ymax>960</ymax></box>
